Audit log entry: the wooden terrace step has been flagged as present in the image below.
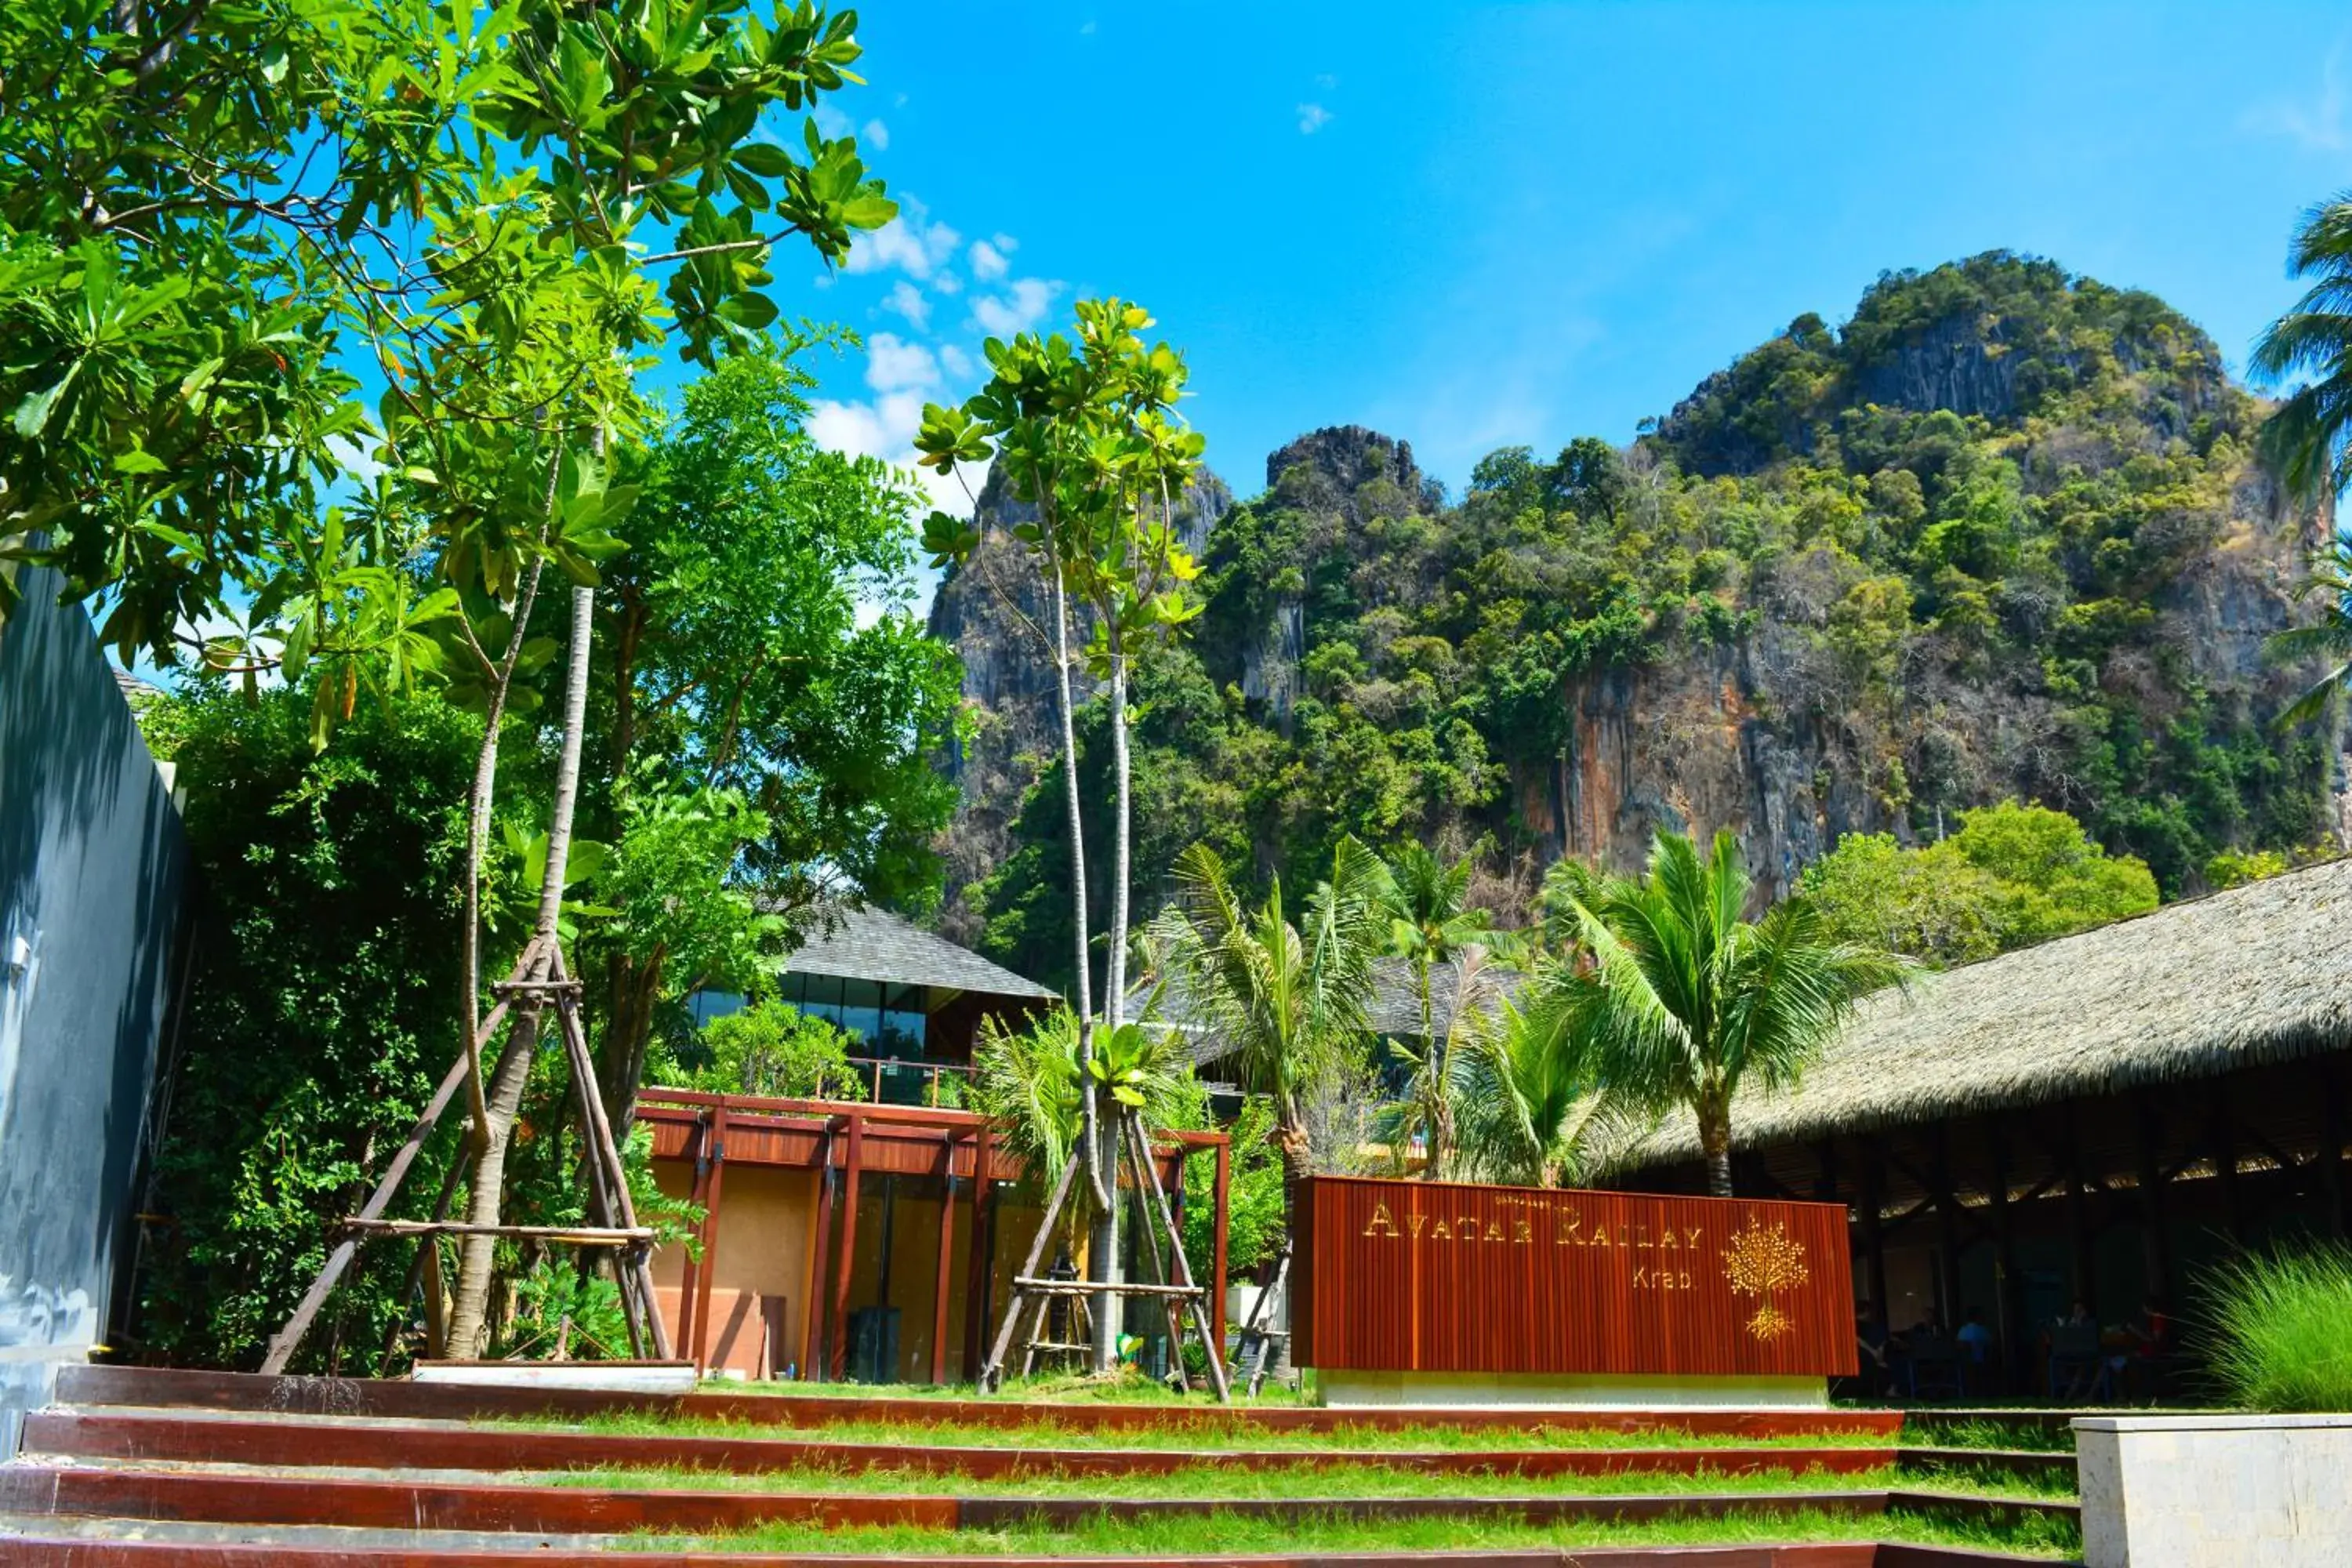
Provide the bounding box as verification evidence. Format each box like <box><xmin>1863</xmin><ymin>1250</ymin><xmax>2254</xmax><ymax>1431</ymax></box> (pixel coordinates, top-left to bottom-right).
<box><xmin>54</xmin><ymin>1367</ymin><xmax>1906</xmax><ymax>1441</ymax></box>
<box><xmin>20</xmin><ymin>1408</ymin><xmax>1904</xmax><ymax>1482</ymax></box>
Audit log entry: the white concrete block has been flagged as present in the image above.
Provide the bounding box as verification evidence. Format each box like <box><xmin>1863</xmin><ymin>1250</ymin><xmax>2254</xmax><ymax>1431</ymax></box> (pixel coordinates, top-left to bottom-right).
<box><xmin>2075</xmin><ymin>1413</ymin><xmax>2352</xmax><ymax>1568</ymax></box>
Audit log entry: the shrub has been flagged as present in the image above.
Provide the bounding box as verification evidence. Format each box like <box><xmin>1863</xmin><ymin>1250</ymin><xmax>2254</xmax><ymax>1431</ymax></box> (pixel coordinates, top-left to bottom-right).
<box><xmin>652</xmin><ymin>998</ymin><xmax>859</xmax><ymax>1100</ymax></box>
<box><xmin>2204</xmin><ymin>1244</ymin><xmax>2352</xmax><ymax>1412</ymax></box>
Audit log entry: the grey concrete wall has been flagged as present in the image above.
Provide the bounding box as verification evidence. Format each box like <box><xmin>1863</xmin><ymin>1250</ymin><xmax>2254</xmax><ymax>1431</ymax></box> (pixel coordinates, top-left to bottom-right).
<box><xmin>0</xmin><ymin>568</ymin><xmax>187</xmax><ymax>1450</ymax></box>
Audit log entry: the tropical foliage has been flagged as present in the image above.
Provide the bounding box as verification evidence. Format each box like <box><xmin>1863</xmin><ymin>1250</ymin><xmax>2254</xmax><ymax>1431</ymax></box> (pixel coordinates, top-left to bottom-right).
<box><xmin>1544</xmin><ymin>829</ymin><xmax>1910</xmax><ymax>1196</ymax></box>
<box><xmin>2203</xmin><ymin>1243</ymin><xmax>2352</xmax><ymax>1413</ymax></box>
<box><xmin>1799</xmin><ymin>800</ymin><xmax>2159</xmax><ymax>965</ymax></box>
<box><xmin>652</xmin><ymin>999</ymin><xmax>861</xmax><ymax>1102</ymax></box>
<box><xmin>2250</xmin><ymin>194</ymin><xmax>2352</xmax><ymax>505</ymax></box>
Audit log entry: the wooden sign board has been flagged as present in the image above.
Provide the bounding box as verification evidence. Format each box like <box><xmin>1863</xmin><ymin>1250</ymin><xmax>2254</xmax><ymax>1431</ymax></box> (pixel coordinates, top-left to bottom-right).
<box><xmin>1293</xmin><ymin>1175</ymin><xmax>1856</xmax><ymax>1379</ymax></box>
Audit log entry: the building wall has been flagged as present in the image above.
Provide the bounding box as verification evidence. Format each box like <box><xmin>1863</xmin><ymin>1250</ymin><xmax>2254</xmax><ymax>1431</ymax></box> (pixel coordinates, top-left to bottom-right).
<box><xmin>652</xmin><ymin>1163</ymin><xmax>821</xmax><ymax>1379</ymax></box>
<box><xmin>0</xmin><ymin>568</ymin><xmax>187</xmax><ymax>1446</ymax></box>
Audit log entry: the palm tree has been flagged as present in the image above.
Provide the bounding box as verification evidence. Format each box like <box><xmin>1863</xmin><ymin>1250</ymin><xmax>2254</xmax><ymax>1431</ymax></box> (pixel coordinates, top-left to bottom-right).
<box><xmin>1551</xmin><ymin>829</ymin><xmax>1908</xmax><ymax>1198</ymax></box>
<box><xmin>968</xmin><ymin>1005</ymin><xmax>1196</xmax><ymax>1196</ymax></box>
<box><xmin>2252</xmin><ymin>194</ymin><xmax>2352</xmax><ymax>505</ymax></box>
<box><xmin>1450</xmin><ymin>978</ymin><xmax>1614</xmax><ymax>1189</ymax></box>
<box><xmin>1150</xmin><ymin>836</ymin><xmax>1389</xmax><ymax>1207</ymax></box>
<box><xmin>1381</xmin><ymin>844</ymin><xmax>1497</xmax><ymax>1178</ymax></box>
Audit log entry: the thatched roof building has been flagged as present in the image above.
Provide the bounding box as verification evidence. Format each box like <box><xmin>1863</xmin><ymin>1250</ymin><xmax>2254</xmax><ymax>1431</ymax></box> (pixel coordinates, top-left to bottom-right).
<box><xmin>1616</xmin><ymin>855</ymin><xmax>2352</xmax><ymax>1169</ymax></box>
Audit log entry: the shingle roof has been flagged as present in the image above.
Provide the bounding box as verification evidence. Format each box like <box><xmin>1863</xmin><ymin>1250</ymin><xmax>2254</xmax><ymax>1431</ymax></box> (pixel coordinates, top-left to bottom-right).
<box><xmin>785</xmin><ymin>905</ymin><xmax>1058</xmax><ymax>1001</ymax></box>
<box><xmin>1151</xmin><ymin>953</ymin><xmax>1525</xmax><ymax>1069</ymax></box>
<box><xmin>1609</xmin><ymin>855</ymin><xmax>2352</xmax><ymax>1170</ymax></box>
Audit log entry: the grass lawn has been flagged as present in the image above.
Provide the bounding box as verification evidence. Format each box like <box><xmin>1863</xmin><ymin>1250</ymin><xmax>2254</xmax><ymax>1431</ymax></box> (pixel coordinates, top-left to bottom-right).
<box><xmin>710</xmin><ymin>1371</ymin><xmax>1312</xmax><ymax>1406</ymax></box>
<box><xmin>522</xmin><ymin>1410</ymin><xmax>1894</xmax><ymax>1453</ymax></box>
<box><xmin>621</xmin><ymin>1504</ymin><xmax>2082</xmax><ymax>1559</ymax></box>
<box><xmin>538</xmin><ymin>1457</ymin><xmax>1924</xmax><ymax>1500</ymax></box>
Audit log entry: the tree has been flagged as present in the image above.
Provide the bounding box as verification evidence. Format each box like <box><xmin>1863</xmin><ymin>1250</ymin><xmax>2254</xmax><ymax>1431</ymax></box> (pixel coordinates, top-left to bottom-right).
<box><xmin>1379</xmin><ymin>843</ymin><xmax>1496</xmax><ymax>1178</ymax></box>
<box><xmin>1149</xmin><ymin>837</ymin><xmax>1390</xmax><ymax>1248</ymax></box>
<box><xmin>916</xmin><ymin>299</ymin><xmax>1203</xmax><ymax>1371</ymax></box>
<box><xmin>5</xmin><ymin>0</ymin><xmax>905</xmax><ymax>1358</ymax></box>
<box><xmin>1550</xmin><ymin>829</ymin><xmax>1908</xmax><ymax>1197</ymax></box>
<box><xmin>1450</xmin><ymin>984</ymin><xmax>1613</xmax><ymax>1189</ymax></box>
<box><xmin>587</xmin><ymin>343</ymin><xmax>962</xmax><ymax>1134</ymax></box>
<box><xmin>1801</xmin><ymin>801</ymin><xmax>2159</xmax><ymax>965</ymax></box>
<box><xmin>652</xmin><ymin>999</ymin><xmax>861</xmax><ymax>1102</ymax></box>
<box><xmin>2252</xmin><ymin>194</ymin><xmax>2352</xmax><ymax>504</ymax></box>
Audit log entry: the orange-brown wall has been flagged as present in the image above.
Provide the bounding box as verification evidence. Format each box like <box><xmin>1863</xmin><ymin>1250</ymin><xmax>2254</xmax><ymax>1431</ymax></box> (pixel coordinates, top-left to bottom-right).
<box><xmin>652</xmin><ymin>1163</ymin><xmax>820</xmax><ymax>1379</ymax></box>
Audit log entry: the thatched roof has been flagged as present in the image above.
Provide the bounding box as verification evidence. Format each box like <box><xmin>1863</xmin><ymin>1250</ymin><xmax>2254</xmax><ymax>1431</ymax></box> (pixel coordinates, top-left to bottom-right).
<box><xmin>781</xmin><ymin>905</ymin><xmax>1057</xmax><ymax>1001</ymax></box>
<box><xmin>1616</xmin><ymin>855</ymin><xmax>2352</xmax><ymax>1168</ymax></box>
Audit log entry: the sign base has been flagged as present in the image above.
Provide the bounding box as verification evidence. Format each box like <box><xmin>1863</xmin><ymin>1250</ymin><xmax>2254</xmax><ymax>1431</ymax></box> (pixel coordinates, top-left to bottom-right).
<box><xmin>1316</xmin><ymin>1369</ymin><xmax>1830</xmax><ymax>1410</ymax></box>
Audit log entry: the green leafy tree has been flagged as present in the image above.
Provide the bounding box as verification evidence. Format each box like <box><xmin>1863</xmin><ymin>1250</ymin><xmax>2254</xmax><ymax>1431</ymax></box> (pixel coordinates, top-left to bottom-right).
<box><xmin>1550</xmin><ymin>829</ymin><xmax>1909</xmax><ymax>1197</ymax></box>
<box><xmin>1148</xmin><ymin>837</ymin><xmax>1390</xmax><ymax>1258</ymax></box>
<box><xmin>1379</xmin><ymin>843</ymin><xmax>1497</xmax><ymax>1178</ymax></box>
<box><xmin>1450</xmin><ymin>987</ymin><xmax>1613</xmax><ymax>1189</ymax></box>
<box><xmin>587</xmin><ymin>343</ymin><xmax>962</xmax><ymax>1132</ymax></box>
<box><xmin>654</xmin><ymin>998</ymin><xmax>860</xmax><ymax>1101</ymax></box>
<box><xmin>1802</xmin><ymin>801</ymin><xmax>2159</xmax><ymax>964</ymax></box>
<box><xmin>916</xmin><ymin>298</ymin><xmax>1204</xmax><ymax>1370</ymax></box>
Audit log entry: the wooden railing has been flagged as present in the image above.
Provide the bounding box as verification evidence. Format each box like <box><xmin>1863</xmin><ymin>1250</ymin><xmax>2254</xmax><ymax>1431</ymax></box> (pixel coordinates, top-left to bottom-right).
<box><xmin>843</xmin><ymin>1054</ymin><xmax>979</xmax><ymax>1108</ymax></box>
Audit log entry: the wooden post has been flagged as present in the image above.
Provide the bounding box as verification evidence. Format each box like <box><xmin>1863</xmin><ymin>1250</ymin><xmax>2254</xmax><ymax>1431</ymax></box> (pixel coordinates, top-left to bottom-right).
<box><xmin>830</xmin><ymin>1112</ymin><xmax>864</xmax><ymax>1381</ymax></box>
<box><xmin>979</xmin><ymin>1152</ymin><xmax>1083</xmax><ymax>1389</ymax></box>
<box><xmin>2135</xmin><ymin>1091</ymin><xmax>2172</xmax><ymax>1303</ymax></box>
<box><xmin>677</xmin><ymin>1110</ymin><xmax>716</xmax><ymax>1356</ymax></box>
<box><xmin>1932</xmin><ymin>1124</ymin><xmax>1962</xmax><ymax>1329</ymax></box>
<box><xmin>2323</xmin><ymin>1062</ymin><xmax>2348</xmax><ymax>1241</ymax></box>
<box><xmin>2211</xmin><ymin>1082</ymin><xmax>2244</xmax><ymax>1248</ymax></box>
<box><xmin>2066</xmin><ymin>1102</ymin><xmax>2095</xmax><ymax>1314</ymax></box>
<box><xmin>691</xmin><ymin>1103</ymin><xmax>730</xmax><ymax>1374</ymax></box>
<box><xmin>801</xmin><ymin>1122</ymin><xmax>836</xmax><ymax>1381</ymax></box>
<box><xmin>1210</xmin><ymin>1135</ymin><xmax>1230</xmax><ymax>1354</ymax></box>
<box><xmin>1813</xmin><ymin>1138</ymin><xmax>1839</xmax><ymax>1203</ymax></box>
<box><xmin>962</xmin><ymin>1123</ymin><xmax>993</xmax><ymax>1379</ymax></box>
<box><xmin>1858</xmin><ymin>1139</ymin><xmax>1888</xmax><ymax>1322</ymax></box>
<box><xmin>931</xmin><ymin>1130</ymin><xmax>959</xmax><ymax>1385</ymax></box>
<box><xmin>1988</xmin><ymin>1123</ymin><xmax>2024</xmax><ymax>1396</ymax></box>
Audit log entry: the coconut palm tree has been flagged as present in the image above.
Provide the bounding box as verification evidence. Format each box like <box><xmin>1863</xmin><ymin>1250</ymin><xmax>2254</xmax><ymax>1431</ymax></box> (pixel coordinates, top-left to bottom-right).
<box><xmin>1450</xmin><ymin>978</ymin><xmax>1614</xmax><ymax>1189</ymax></box>
<box><xmin>1381</xmin><ymin>844</ymin><xmax>1497</xmax><ymax>1178</ymax></box>
<box><xmin>1150</xmin><ymin>836</ymin><xmax>1389</xmax><ymax>1200</ymax></box>
<box><xmin>2252</xmin><ymin>194</ymin><xmax>2352</xmax><ymax>505</ymax></box>
<box><xmin>968</xmin><ymin>1005</ymin><xmax>1197</xmax><ymax>1195</ymax></box>
<box><xmin>1551</xmin><ymin>829</ymin><xmax>1908</xmax><ymax>1197</ymax></box>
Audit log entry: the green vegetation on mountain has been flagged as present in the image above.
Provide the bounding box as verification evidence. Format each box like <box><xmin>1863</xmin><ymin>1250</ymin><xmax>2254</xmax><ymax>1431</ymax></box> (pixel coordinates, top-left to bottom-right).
<box><xmin>939</xmin><ymin>252</ymin><xmax>2337</xmax><ymax>990</ymax></box>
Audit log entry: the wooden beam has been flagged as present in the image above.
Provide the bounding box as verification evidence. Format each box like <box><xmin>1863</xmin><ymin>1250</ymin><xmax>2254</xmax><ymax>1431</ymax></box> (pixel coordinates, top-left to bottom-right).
<box><xmin>1211</xmin><ymin>1134</ymin><xmax>1230</xmax><ymax>1356</ymax></box>
<box><xmin>1933</xmin><ymin>1123</ymin><xmax>1962</xmax><ymax>1329</ymax></box>
<box><xmin>2209</xmin><ymin>1081</ymin><xmax>2244</xmax><ymax>1248</ymax></box>
<box><xmin>675</xmin><ymin>1112</ymin><xmax>714</xmax><ymax>1359</ymax></box>
<box><xmin>2066</xmin><ymin>1102</ymin><xmax>2095</xmax><ymax>1314</ymax></box>
<box><xmin>830</xmin><ymin>1112</ymin><xmax>865</xmax><ymax>1381</ymax></box>
<box><xmin>962</xmin><ymin>1123</ymin><xmax>993</xmax><ymax>1379</ymax></box>
<box><xmin>691</xmin><ymin>1103</ymin><xmax>729</xmax><ymax>1374</ymax></box>
<box><xmin>2325</xmin><ymin>1060</ymin><xmax>2349</xmax><ymax>1241</ymax></box>
<box><xmin>336</xmin><ymin>1219</ymin><xmax>652</xmax><ymax>1243</ymax></box>
<box><xmin>931</xmin><ymin>1130</ymin><xmax>959</xmax><ymax>1385</ymax></box>
<box><xmin>1989</xmin><ymin>1123</ymin><xmax>2025</xmax><ymax>1395</ymax></box>
<box><xmin>1859</xmin><ymin>1145</ymin><xmax>1888</xmax><ymax>1321</ymax></box>
<box><xmin>801</xmin><ymin>1122</ymin><xmax>836</xmax><ymax>1381</ymax></box>
<box><xmin>2135</xmin><ymin>1091</ymin><xmax>2172</xmax><ymax>1303</ymax></box>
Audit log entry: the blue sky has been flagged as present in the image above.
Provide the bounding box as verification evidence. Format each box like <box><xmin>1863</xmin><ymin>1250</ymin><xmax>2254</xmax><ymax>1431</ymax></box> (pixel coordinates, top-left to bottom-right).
<box><xmin>774</xmin><ymin>0</ymin><xmax>2352</xmax><ymax>520</ymax></box>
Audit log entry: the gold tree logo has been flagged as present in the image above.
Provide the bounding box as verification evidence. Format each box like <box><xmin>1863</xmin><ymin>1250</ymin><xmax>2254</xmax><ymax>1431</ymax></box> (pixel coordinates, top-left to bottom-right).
<box><xmin>1722</xmin><ymin>1218</ymin><xmax>1809</xmax><ymax>1341</ymax></box>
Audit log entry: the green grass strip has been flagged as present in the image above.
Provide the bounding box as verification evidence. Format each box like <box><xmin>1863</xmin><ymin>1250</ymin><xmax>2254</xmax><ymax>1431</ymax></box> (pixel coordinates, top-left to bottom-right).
<box><xmin>507</xmin><ymin>1410</ymin><xmax>1890</xmax><ymax>1453</ymax></box>
<box><xmin>622</xmin><ymin>1503</ymin><xmax>2082</xmax><ymax>1559</ymax></box>
<box><xmin>539</xmin><ymin>1458</ymin><xmax>1911</xmax><ymax>1501</ymax></box>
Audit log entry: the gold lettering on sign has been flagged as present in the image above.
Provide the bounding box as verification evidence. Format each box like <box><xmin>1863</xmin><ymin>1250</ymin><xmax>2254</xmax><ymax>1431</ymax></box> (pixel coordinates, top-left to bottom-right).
<box><xmin>1513</xmin><ymin>1219</ymin><xmax>1534</xmax><ymax>1244</ymax></box>
<box><xmin>1556</xmin><ymin>1209</ymin><xmax>1583</xmax><ymax>1245</ymax></box>
<box><xmin>1590</xmin><ymin>1225</ymin><xmax>1610</xmax><ymax>1249</ymax></box>
<box><xmin>1431</xmin><ymin>1218</ymin><xmax>1452</xmax><ymax>1241</ymax></box>
<box><xmin>1686</xmin><ymin>1228</ymin><xmax>1704</xmax><ymax>1249</ymax></box>
<box><xmin>1363</xmin><ymin>1202</ymin><xmax>1399</xmax><ymax>1239</ymax></box>
<box><xmin>1406</xmin><ymin>1214</ymin><xmax>1428</xmax><ymax>1240</ymax></box>
<box><xmin>1455</xmin><ymin>1216</ymin><xmax>1479</xmax><ymax>1243</ymax></box>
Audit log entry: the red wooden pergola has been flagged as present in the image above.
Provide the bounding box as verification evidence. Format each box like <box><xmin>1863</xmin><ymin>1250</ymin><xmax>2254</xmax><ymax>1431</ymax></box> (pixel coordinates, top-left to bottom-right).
<box><xmin>637</xmin><ymin>1089</ymin><xmax>1230</xmax><ymax>1383</ymax></box>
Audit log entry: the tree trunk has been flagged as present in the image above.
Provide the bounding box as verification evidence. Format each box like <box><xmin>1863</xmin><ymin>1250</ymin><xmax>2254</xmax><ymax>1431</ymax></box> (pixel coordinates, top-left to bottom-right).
<box><xmin>1699</xmin><ymin>1093</ymin><xmax>1735</xmax><ymax>1199</ymax></box>
<box><xmin>1048</xmin><ymin>562</ymin><xmax>1109</xmax><ymax>1218</ymax></box>
<box><xmin>446</xmin><ymin>583</ymin><xmax>597</xmax><ymax>1353</ymax></box>
<box><xmin>1091</xmin><ymin>644</ymin><xmax>1133</xmax><ymax>1374</ymax></box>
<box><xmin>1417</xmin><ymin>956</ymin><xmax>1439</xmax><ymax>1179</ymax></box>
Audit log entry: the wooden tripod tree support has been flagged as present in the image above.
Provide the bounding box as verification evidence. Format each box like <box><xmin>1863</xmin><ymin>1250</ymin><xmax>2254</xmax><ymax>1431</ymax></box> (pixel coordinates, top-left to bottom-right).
<box><xmin>977</xmin><ymin>1114</ymin><xmax>1231</xmax><ymax>1403</ymax></box>
<box><xmin>1232</xmin><ymin>1236</ymin><xmax>1293</xmax><ymax>1398</ymax></box>
<box><xmin>259</xmin><ymin>938</ymin><xmax>672</xmax><ymax>1375</ymax></box>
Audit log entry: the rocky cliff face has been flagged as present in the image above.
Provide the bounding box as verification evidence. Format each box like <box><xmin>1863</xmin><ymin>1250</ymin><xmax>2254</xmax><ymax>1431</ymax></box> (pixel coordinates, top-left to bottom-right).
<box><xmin>925</xmin><ymin>463</ymin><xmax>1233</xmax><ymax>943</ymax></box>
<box><xmin>928</xmin><ymin>253</ymin><xmax>2345</xmax><ymax>942</ymax></box>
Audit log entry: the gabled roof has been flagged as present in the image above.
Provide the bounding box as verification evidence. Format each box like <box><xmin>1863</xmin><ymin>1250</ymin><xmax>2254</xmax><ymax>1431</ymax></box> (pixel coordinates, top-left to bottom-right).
<box><xmin>1613</xmin><ymin>855</ymin><xmax>2352</xmax><ymax>1168</ymax></box>
<box><xmin>785</xmin><ymin>905</ymin><xmax>1058</xmax><ymax>1002</ymax></box>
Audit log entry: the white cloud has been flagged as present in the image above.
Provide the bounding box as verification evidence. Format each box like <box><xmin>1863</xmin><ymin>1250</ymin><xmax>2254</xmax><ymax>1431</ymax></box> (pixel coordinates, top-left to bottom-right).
<box><xmin>933</xmin><ymin>272</ymin><xmax>963</xmax><ymax>296</ymax></box>
<box><xmin>866</xmin><ymin>332</ymin><xmax>942</xmax><ymax>393</ymax></box>
<box><xmin>969</xmin><ymin>239</ymin><xmax>1011</xmax><ymax>281</ymax></box>
<box><xmin>813</xmin><ymin>103</ymin><xmax>853</xmax><ymax>140</ymax></box>
<box><xmin>325</xmin><ymin>434</ymin><xmax>384</xmax><ymax>482</ymax></box>
<box><xmin>861</xmin><ymin>118</ymin><xmax>890</xmax><ymax>151</ymax></box>
<box><xmin>1298</xmin><ymin>102</ymin><xmax>1331</xmax><ymax>135</ymax></box>
<box><xmin>971</xmin><ymin>277</ymin><xmax>1059</xmax><ymax>338</ymax></box>
<box><xmin>2245</xmin><ymin>45</ymin><xmax>2349</xmax><ymax>151</ymax></box>
<box><xmin>844</xmin><ymin>196</ymin><xmax>962</xmax><ymax>279</ymax></box>
<box><xmin>938</xmin><ymin>343</ymin><xmax>975</xmax><ymax>380</ymax></box>
<box><xmin>880</xmin><ymin>279</ymin><xmax>930</xmax><ymax>331</ymax></box>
